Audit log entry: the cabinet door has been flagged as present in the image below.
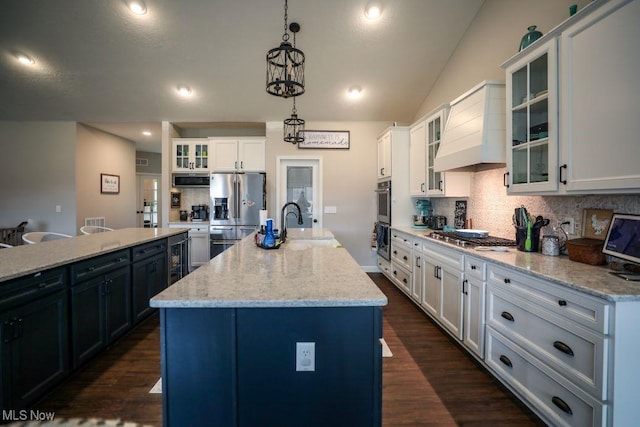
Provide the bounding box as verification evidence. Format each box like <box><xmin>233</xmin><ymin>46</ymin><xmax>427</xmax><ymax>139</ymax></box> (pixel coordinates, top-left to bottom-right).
<box><xmin>506</xmin><ymin>39</ymin><xmax>558</xmax><ymax>193</ymax></box>
<box><xmin>440</xmin><ymin>266</ymin><xmax>463</xmax><ymax>340</ymax></box>
<box><xmin>71</xmin><ymin>276</ymin><xmax>106</xmax><ymax>367</ymax></box>
<box><xmin>1</xmin><ymin>291</ymin><xmax>68</xmax><ymax>410</ymax></box>
<box><xmin>559</xmin><ymin>0</ymin><xmax>640</xmax><ymax>192</ymax></box>
<box><xmin>189</xmin><ymin>230</ymin><xmax>210</xmax><ymax>268</ymax></box>
<box><xmin>411</xmin><ymin>251</ymin><xmax>423</xmax><ymax>303</ymax></box>
<box><xmin>104</xmin><ymin>266</ymin><xmax>132</xmax><ymax>342</ymax></box>
<box><xmin>132</xmin><ymin>255</ymin><xmax>163</xmax><ymax>324</ymax></box>
<box><xmin>463</xmin><ymin>276</ymin><xmax>486</xmax><ymax>358</ymax></box>
<box><xmin>377</xmin><ymin>132</ymin><xmax>391</xmax><ymax>179</ymax></box>
<box><xmin>426</xmin><ymin>112</ymin><xmax>444</xmax><ymax>196</ymax></box>
<box><xmin>238</xmin><ymin>139</ymin><xmax>265</xmax><ymax>171</ymax></box>
<box><xmin>210</xmin><ymin>140</ymin><xmax>239</xmax><ymax>171</ymax></box>
<box><xmin>173</xmin><ymin>141</ymin><xmax>192</xmax><ymax>171</ymax></box>
<box><xmin>409</xmin><ymin>121</ymin><xmax>426</xmax><ymax>196</ymax></box>
<box><xmin>421</xmin><ymin>257</ymin><xmax>440</xmax><ymax>318</ymax></box>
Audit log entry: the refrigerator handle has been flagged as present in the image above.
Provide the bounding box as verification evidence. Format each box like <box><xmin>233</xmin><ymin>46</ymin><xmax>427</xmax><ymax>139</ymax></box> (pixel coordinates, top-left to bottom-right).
<box><xmin>235</xmin><ymin>175</ymin><xmax>241</xmax><ymax>219</ymax></box>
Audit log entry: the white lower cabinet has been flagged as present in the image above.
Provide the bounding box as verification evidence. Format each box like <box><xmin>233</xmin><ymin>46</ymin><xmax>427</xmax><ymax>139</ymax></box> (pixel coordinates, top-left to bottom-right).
<box><xmin>463</xmin><ymin>256</ymin><xmax>486</xmax><ymax>359</ymax></box>
<box><xmin>188</xmin><ymin>226</ymin><xmax>210</xmax><ymax>270</ymax></box>
<box><xmin>390</xmin><ymin>231</ymin><xmax>413</xmax><ymax>296</ymax></box>
<box><xmin>410</xmin><ymin>240</ymin><xmax>423</xmax><ymax>303</ymax></box>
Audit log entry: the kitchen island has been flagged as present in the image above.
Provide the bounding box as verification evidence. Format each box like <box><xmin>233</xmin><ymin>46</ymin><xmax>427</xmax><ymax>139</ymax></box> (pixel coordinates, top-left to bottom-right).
<box><xmin>150</xmin><ymin>229</ymin><xmax>387</xmax><ymax>427</ymax></box>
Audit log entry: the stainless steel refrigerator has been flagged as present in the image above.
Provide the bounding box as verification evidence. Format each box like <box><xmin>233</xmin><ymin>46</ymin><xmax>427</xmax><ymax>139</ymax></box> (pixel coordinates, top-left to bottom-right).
<box><xmin>209</xmin><ymin>172</ymin><xmax>266</xmax><ymax>258</ymax></box>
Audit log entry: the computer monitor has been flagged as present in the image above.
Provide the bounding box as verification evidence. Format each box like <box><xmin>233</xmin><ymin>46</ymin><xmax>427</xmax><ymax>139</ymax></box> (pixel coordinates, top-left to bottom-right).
<box><xmin>602</xmin><ymin>214</ymin><xmax>640</xmax><ymax>266</ymax></box>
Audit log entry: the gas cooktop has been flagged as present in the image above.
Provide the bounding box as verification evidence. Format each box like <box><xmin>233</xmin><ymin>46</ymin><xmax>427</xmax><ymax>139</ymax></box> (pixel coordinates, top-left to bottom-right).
<box><xmin>429</xmin><ymin>231</ymin><xmax>517</xmax><ymax>248</ymax></box>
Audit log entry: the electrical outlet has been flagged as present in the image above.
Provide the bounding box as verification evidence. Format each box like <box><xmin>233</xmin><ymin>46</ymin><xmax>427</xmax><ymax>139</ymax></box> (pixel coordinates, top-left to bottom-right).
<box><xmin>562</xmin><ymin>218</ymin><xmax>576</xmax><ymax>235</ymax></box>
<box><xmin>296</xmin><ymin>342</ymin><xmax>315</xmax><ymax>372</ymax></box>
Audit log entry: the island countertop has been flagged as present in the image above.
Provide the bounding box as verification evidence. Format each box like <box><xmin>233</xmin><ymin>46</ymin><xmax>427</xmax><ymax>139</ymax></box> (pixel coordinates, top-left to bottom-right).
<box><xmin>150</xmin><ymin>228</ymin><xmax>388</xmax><ymax>308</ymax></box>
<box><xmin>0</xmin><ymin>228</ymin><xmax>186</xmax><ymax>283</ymax></box>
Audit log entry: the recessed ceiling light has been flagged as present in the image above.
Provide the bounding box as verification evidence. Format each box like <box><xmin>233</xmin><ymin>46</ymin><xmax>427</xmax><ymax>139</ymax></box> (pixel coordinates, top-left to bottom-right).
<box><xmin>348</xmin><ymin>86</ymin><xmax>362</xmax><ymax>99</ymax></box>
<box><xmin>142</xmin><ymin>131</ymin><xmax>152</xmax><ymax>136</ymax></box>
<box><xmin>16</xmin><ymin>52</ymin><xmax>35</xmax><ymax>65</ymax></box>
<box><xmin>364</xmin><ymin>2</ymin><xmax>382</xmax><ymax>20</ymax></box>
<box><xmin>128</xmin><ymin>1</ymin><xmax>147</xmax><ymax>15</ymax></box>
<box><xmin>176</xmin><ymin>85</ymin><xmax>192</xmax><ymax>97</ymax></box>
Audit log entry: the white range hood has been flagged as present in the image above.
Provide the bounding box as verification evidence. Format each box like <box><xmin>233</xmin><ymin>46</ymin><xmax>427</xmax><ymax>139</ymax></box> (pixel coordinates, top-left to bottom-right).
<box><xmin>434</xmin><ymin>80</ymin><xmax>506</xmax><ymax>172</ymax></box>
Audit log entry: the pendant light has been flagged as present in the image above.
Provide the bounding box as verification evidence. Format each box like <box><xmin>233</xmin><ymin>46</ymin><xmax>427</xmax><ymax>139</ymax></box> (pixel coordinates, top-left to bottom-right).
<box><xmin>266</xmin><ymin>0</ymin><xmax>305</xmax><ymax>98</ymax></box>
<box><xmin>284</xmin><ymin>97</ymin><xmax>305</xmax><ymax>144</ymax></box>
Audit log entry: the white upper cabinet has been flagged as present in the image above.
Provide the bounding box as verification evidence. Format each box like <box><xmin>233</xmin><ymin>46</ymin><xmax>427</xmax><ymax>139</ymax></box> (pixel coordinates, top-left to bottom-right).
<box><xmin>503</xmin><ymin>0</ymin><xmax>640</xmax><ymax>194</ymax></box>
<box><xmin>209</xmin><ymin>138</ymin><xmax>266</xmax><ymax>172</ymax></box>
<box><xmin>172</xmin><ymin>138</ymin><xmax>210</xmax><ymax>172</ymax></box>
<box><xmin>377</xmin><ymin>131</ymin><xmax>392</xmax><ymax>179</ymax></box>
<box><xmin>409</xmin><ymin>105</ymin><xmax>470</xmax><ymax>198</ymax></box>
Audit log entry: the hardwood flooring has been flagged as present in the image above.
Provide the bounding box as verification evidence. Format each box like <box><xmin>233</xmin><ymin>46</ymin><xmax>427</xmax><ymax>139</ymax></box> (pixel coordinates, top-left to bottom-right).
<box><xmin>35</xmin><ymin>273</ymin><xmax>544</xmax><ymax>426</ymax></box>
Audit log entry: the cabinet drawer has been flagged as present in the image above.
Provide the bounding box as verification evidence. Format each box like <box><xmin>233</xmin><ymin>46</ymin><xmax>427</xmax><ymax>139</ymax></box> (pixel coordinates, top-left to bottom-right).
<box><xmin>390</xmin><ymin>263</ymin><xmax>411</xmax><ymax>294</ymax></box>
<box><xmin>132</xmin><ymin>239</ymin><xmax>168</xmax><ymax>262</ymax></box>
<box><xmin>0</xmin><ymin>268</ymin><xmax>67</xmax><ymax>311</ymax></box>
<box><xmin>377</xmin><ymin>256</ymin><xmax>391</xmax><ymax>276</ymax></box>
<box><xmin>486</xmin><ymin>328</ymin><xmax>606</xmax><ymax>427</ymax></box>
<box><xmin>390</xmin><ymin>230</ymin><xmax>412</xmax><ymax>248</ymax></box>
<box><xmin>487</xmin><ymin>264</ymin><xmax>610</xmax><ymax>334</ymax></box>
<box><xmin>391</xmin><ymin>244</ymin><xmax>412</xmax><ymax>271</ymax></box>
<box><xmin>488</xmin><ymin>284</ymin><xmax>608</xmax><ymax>399</ymax></box>
<box><xmin>71</xmin><ymin>250</ymin><xmax>130</xmax><ymax>284</ymax></box>
<box><xmin>465</xmin><ymin>256</ymin><xmax>486</xmax><ymax>281</ymax></box>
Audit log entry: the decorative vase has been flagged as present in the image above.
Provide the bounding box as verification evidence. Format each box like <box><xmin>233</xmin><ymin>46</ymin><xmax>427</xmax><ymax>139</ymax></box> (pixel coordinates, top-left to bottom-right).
<box><xmin>519</xmin><ymin>25</ymin><xmax>543</xmax><ymax>52</ymax></box>
<box><xmin>262</xmin><ymin>218</ymin><xmax>276</xmax><ymax>248</ymax></box>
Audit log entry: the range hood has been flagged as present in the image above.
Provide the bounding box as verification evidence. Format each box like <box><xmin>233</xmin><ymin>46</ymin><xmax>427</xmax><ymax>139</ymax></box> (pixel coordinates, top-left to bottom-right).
<box><xmin>434</xmin><ymin>80</ymin><xmax>506</xmax><ymax>172</ymax></box>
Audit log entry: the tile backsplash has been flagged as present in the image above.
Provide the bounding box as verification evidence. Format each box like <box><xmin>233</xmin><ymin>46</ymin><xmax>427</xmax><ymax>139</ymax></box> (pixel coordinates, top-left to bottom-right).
<box><xmin>169</xmin><ymin>188</ymin><xmax>209</xmax><ymax>222</ymax></box>
<box><xmin>432</xmin><ymin>167</ymin><xmax>640</xmax><ymax>239</ymax></box>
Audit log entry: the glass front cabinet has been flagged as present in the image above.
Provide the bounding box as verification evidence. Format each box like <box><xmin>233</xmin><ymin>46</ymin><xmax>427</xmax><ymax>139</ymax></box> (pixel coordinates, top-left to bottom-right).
<box><xmin>504</xmin><ymin>39</ymin><xmax>558</xmax><ymax>193</ymax></box>
<box><xmin>172</xmin><ymin>138</ymin><xmax>209</xmax><ymax>172</ymax></box>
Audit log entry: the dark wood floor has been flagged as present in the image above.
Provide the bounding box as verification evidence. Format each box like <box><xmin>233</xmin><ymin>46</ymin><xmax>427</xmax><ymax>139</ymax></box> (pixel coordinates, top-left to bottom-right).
<box><xmin>36</xmin><ymin>273</ymin><xmax>544</xmax><ymax>426</ymax></box>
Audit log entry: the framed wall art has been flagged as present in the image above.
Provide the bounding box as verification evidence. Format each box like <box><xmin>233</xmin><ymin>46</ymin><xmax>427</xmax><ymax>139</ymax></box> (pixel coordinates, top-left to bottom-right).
<box><xmin>171</xmin><ymin>192</ymin><xmax>181</xmax><ymax>208</ymax></box>
<box><xmin>582</xmin><ymin>208</ymin><xmax>613</xmax><ymax>240</ymax></box>
<box><xmin>100</xmin><ymin>173</ymin><xmax>120</xmax><ymax>194</ymax></box>
<box><xmin>298</xmin><ymin>130</ymin><xmax>350</xmax><ymax>149</ymax></box>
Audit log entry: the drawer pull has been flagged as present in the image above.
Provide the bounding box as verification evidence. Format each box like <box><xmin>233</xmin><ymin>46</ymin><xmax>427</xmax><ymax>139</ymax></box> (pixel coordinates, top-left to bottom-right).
<box><xmin>403</xmin><ymin>256</ymin><xmax>408</xmax><ymax>261</ymax></box>
<box><xmin>499</xmin><ymin>355</ymin><xmax>513</xmax><ymax>368</ymax></box>
<box><xmin>558</xmin><ymin>300</ymin><xmax>567</xmax><ymax>307</ymax></box>
<box><xmin>501</xmin><ymin>311</ymin><xmax>515</xmax><ymax>322</ymax></box>
<box><xmin>503</xmin><ymin>278</ymin><xmax>511</xmax><ymax>284</ymax></box>
<box><xmin>470</xmin><ymin>265</ymin><xmax>477</xmax><ymax>270</ymax></box>
<box><xmin>551</xmin><ymin>396</ymin><xmax>573</xmax><ymax>415</ymax></box>
<box><xmin>553</xmin><ymin>341</ymin><xmax>574</xmax><ymax>357</ymax></box>
<box><xmin>393</xmin><ymin>270</ymin><xmax>397</xmax><ymax>276</ymax></box>
<box><xmin>393</xmin><ymin>250</ymin><xmax>398</xmax><ymax>255</ymax></box>
<box><xmin>403</xmin><ymin>278</ymin><xmax>408</xmax><ymax>284</ymax></box>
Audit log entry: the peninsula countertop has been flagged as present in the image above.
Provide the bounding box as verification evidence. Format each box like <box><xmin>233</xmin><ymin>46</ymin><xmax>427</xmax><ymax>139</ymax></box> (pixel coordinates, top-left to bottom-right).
<box><xmin>0</xmin><ymin>228</ymin><xmax>187</xmax><ymax>283</ymax></box>
<box><xmin>393</xmin><ymin>225</ymin><xmax>640</xmax><ymax>302</ymax></box>
<box><xmin>150</xmin><ymin>228</ymin><xmax>388</xmax><ymax>308</ymax></box>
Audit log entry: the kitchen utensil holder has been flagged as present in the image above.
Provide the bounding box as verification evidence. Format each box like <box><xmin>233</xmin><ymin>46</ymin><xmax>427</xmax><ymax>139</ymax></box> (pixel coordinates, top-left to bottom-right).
<box><xmin>515</xmin><ymin>226</ymin><xmax>540</xmax><ymax>252</ymax></box>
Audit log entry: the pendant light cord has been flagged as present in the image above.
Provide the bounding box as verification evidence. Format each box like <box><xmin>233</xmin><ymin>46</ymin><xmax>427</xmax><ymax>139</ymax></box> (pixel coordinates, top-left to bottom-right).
<box><xmin>282</xmin><ymin>0</ymin><xmax>290</xmax><ymax>42</ymax></box>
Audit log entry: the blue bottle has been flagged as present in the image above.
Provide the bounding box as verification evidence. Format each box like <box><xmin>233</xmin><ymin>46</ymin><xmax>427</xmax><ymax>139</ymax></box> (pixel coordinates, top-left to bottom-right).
<box><xmin>263</xmin><ymin>218</ymin><xmax>276</xmax><ymax>248</ymax></box>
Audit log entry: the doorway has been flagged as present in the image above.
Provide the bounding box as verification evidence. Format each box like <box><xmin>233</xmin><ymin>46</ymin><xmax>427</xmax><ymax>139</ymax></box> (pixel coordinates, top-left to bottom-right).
<box><xmin>136</xmin><ymin>174</ymin><xmax>161</xmax><ymax>228</ymax></box>
<box><xmin>276</xmin><ymin>157</ymin><xmax>323</xmax><ymax>230</ymax></box>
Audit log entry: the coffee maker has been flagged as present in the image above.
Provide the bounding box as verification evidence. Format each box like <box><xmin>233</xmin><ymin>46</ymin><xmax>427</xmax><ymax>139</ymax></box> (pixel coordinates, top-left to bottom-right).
<box><xmin>412</xmin><ymin>199</ymin><xmax>431</xmax><ymax>227</ymax></box>
<box><xmin>191</xmin><ymin>205</ymin><xmax>209</xmax><ymax>221</ymax></box>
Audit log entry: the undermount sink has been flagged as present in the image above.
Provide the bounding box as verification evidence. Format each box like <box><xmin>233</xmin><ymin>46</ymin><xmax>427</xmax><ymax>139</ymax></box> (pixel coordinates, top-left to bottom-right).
<box><xmin>285</xmin><ymin>239</ymin><xmax>341</xmax><ymax>250</ymax></box>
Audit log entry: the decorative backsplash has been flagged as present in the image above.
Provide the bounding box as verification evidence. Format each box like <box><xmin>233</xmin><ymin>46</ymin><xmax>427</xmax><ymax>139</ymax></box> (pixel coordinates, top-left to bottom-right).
<box><xmin>169</xmin><ymin>188</ymin><xmax>209</xmax><ymax>221</ymax></box>
<box><xmin>432</xmin><ymin>167</ymin><xmax>640</xmax><ymax>239</ymax></box>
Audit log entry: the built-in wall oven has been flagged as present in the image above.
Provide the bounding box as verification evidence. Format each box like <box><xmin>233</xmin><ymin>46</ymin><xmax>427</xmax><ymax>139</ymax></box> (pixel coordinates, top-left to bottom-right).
<box><xmin>376</xmin><ymin>179</ymin><xmax>391</xmax><ymax>224</ymax></box>
<box><xmin>376</xmin><ymin>222</ymin><xmax>391</xmax><ymax>260</ymax></box>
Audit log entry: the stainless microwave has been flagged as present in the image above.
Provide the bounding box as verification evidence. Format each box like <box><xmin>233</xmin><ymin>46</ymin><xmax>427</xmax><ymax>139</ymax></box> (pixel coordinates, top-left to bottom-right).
<box><xmin>172</xmin><ymin>173</ymin><xmax>210</xmax><ymax>187</ymax></box>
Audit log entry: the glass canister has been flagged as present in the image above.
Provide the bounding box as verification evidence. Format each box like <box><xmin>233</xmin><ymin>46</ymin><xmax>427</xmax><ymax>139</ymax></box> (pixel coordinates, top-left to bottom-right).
<box><xmin>541</xmin><ymin>234</ymin><xmax>560</xmax><ymax>256</ymax></box>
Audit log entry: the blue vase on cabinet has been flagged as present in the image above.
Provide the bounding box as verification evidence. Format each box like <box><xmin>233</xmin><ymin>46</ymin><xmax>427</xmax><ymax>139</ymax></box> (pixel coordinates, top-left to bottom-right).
<box><xmin>519</xmin><ymin>26</ymin><xmax>543</xmax><ymax>52</ymax></box>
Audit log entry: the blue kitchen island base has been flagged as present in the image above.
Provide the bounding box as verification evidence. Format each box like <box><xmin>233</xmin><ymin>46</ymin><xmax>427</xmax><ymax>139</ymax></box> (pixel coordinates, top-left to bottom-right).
<box><xmin>160</xmin><ymin>306</ymin><xmax>383</xmax><ymax>427</ymax></box>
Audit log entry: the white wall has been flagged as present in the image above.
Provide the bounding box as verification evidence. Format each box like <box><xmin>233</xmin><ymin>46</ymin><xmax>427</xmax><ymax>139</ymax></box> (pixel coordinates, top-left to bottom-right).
<box><xmin>266</xmin><ymin>121</ymin><xmax>389</xmax><ymax>268</ymax></box>
<box><xmin>76</xmin><ymin>124</ymin><xmax>137</xmax><ymax>232</ymax></box>
<box><xmin>0</xmin><ymin>122</ymin><xmax>77</xmax><ymax>235</ymax></box>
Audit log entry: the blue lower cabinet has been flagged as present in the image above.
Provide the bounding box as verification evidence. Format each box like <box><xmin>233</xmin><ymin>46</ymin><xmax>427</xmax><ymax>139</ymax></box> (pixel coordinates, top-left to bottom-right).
<box><xmin>161</xmin><ymin>306</ymin><xmax>383</xmax><ymax>427</ymax></box>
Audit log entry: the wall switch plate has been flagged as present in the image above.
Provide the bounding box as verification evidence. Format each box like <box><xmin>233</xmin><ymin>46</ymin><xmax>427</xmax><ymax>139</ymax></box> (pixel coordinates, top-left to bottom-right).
<box><xmin>296</xmin><ymin>342</ymin><xmax>315</xmax><ymax>372</ymax></box>
<box><xmin>562</xmin><ymin>218</ymin><xmax>576</xmax><ymax>235</ymax></box>
<box><xmin>55</xmin><ymin>205</ymin><xmax>62</xmax><ymax>213</ymax></box>
<box><xmin>324</xmin><ymin>206</ymin><xmax>337</xmax><ymax>214</ymax></box>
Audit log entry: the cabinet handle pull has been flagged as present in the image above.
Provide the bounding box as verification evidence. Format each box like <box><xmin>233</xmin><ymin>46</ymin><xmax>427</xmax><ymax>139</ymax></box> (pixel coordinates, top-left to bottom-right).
<box><xmin>558</xmin><ymin>300</ymin><xmax>567</xmax><ymax>307</ymax></box>
<box><xmin>380</xmin><ymin>168</ymin><xmax>384</xmax><ymax>176</ymax></box>
<box><xmin>551</xmin><ymin>396</ymin><xmax>573</xmax><ymax>415</ymax></box>
<box><xmin>393</xmin><ymin>270</ymin><xmax>397</xmax><ymax>276</ymax></box>
<box><xmin>503</xmin><ymin>278</ymin><xmax>511</xmax><ymax>284</ymax></box>
<box><xmin>462</xmin><ymin>279</ymin><xmax>468</xmax><ymax>295</ymax></box>
<box><xmin>471</xmin><ymin>265</ymin><xmax>476</xmax><ymax>270</ymax></box>
<box><xmin>421</xmin><ymin>183</ymin><xmax>425</xmax><ymax>193</ymax></box>
<box><xmin>403</xmin><ymin>278</ymin><xmax>408</xmax><ymax>284</ymax></box>
<box><xmin>393</xmin><ymin>250</ymin><xmax>398</xmax><ymax>255</ymax></box>
<box><xmin>499</xmin><ymin>355</ymin><xmax>513</xmax><ymax>368</ymax></box>
<box><xmin>559</xmin><ymin>164</ymin><xmax>567</xmax><ymax>185</ymax></box>
<box><xmin>503</xmin><ymin>171</ymin><xmax>510</xmax><ymax>188</ymax></box>
<box><xmin>553</xmin><ymin>341</ymin><xmax>574</xmax><ymax>356</ymax></box>
<box><xmin>438</xmin><ymin>180</ymin><xmax>443</xmax><ymax>191</ymax></box>
<box><xmin>240</xmin><ymin>161</ymin><xmax>244</xmax><ymax>169</ymax></box>
<box><xmin>235</xmin><ymin>161</ymin><xmax>238</xmax><ymax>169</ymax></box>
<box><xmin>416</xmin><ymin>256</ymin><xmax>420</xmax><ymax>268</ymax></box>
<box><xmin>403</xmin><ymin>255</ymin><xmax>408</xmax><ymax>261</ymax></box>
<box><xmin>501</xmin><ymin>311</ymin><xmax>515</xmax><ymax>322</ymax></box>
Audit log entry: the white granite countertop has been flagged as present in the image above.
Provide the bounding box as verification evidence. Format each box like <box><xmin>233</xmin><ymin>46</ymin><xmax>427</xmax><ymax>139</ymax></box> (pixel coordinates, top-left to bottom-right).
<box><xmin>393</xmin><ymin>226</ymin><xmax>640</xmax><ymax>302</ymax></box>
<box><xmin>150</xmin><ymin>228</ymin><xmax>388</xmax><ymax>308</ymax></box>
<box><xmin>0</xmin><ymin>228</ymin><xmax>187</xmax><ymax>283</ymax></box>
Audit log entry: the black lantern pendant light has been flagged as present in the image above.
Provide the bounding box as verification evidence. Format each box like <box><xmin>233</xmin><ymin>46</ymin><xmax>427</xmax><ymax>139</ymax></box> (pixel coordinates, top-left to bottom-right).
<box><xmin>266</xmin><ymin>0</ymin><xmax>305</xmax><ymax>98</ymax></box>
<box><xmin>284</xmin><ymin>97</ymin><xmax>305</xmax><ymax>144</ymax></box>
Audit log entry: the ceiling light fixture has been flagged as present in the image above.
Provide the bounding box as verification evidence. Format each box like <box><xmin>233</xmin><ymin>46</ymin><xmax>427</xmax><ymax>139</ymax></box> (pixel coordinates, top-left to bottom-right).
<box><xmin>348</xmin><ymin>86</ymin><xmax>362</xmax><ymax>99</ymax></box>
<box><xmin>128</xmin><ymin>1</ymin><xmax>147</xmax><ymax>15</ymax></box>
<box><xmin>283</xmin><ymin>97</ymin><xmax>305</xmax><ymax>144</ymax></box>
<box><xmin>176</xmin><ymin>85</ymin><xmax>192</xmax><ymax>96</ymax></box>
<box><xmin>142</xmin><ymin>131</ymin><xmax>152</xmax><ymax>136</ymax></box>
<box><xmin>16</xmin><ymin>52</ymin><xmax>35</xmax><ymax>65</ymax></box>
<box><xmin>266</xmin><ymin>0</ymin><xmax>305</xmax><ymax>98</ymax></box>
<box><xmin>364</xmin><ymin>2</ymin><xmax>383</xmax><ymax>20</ymax></box>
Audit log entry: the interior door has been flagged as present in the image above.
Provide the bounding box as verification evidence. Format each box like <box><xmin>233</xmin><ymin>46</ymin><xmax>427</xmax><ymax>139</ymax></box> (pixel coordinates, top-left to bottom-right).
<box><xmin>277</xmin><ymin>157</ymin><xmax>322</xmax><ymax>230</ymax></box>
<box><xmin>136</xmin><ymin>174</ymin><xmax>161</xmax><ymax>228</ymax></box>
